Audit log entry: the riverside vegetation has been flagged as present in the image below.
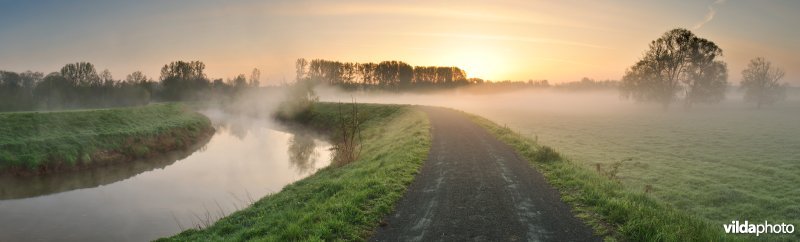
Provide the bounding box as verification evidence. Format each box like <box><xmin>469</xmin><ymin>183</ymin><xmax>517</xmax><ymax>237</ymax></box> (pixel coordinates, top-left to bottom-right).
<box><xmin>0</xmin><ymin>104</ymin><xmax>213</xmax><ymax>174</ymax></box>
<box><xmin>160</xmin><ymin>103</ymin><xmax>431</xmax><ymax>241</ymax></box>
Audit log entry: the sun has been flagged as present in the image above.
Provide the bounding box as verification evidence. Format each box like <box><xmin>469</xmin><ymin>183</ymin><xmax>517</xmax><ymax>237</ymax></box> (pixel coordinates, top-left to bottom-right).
<box><xmin>443</xmin><ymin>44</ymin><xmax>508</xmax><ymax>80</ymax></box>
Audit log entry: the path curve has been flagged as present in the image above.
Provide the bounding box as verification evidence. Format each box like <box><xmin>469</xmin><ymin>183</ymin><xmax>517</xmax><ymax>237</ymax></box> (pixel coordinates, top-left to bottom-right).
<box><xmin>370</xmin><ymin>107</ymin><xmax>599</xmax><ymax>242</ymax></box>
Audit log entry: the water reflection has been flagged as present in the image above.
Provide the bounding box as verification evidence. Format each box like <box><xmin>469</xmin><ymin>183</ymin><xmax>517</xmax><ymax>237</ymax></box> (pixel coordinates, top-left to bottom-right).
<box><xmin>0</xmin><ymin>111</ymin><xmax>332</xmax><ymax>242</ymax></box>
<box><xmin>205</xmin><ymin>108</ymin><xmax>260</xmax><ymax>140</ymax></box>
<box><xmin>0</xmin><ymin>134</ymin><xmax>212</xmax><ymax>200</ymax></box>
<box><xmin>288</xmin><ymin>133</ymin><xmax>322</xmax><ymax>174</ymax></box>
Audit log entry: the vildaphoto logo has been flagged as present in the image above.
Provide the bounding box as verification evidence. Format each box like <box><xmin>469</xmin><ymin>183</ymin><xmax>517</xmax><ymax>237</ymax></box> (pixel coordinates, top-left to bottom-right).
<box><xmin>724</xmin><ymin>220</ymin><xmax>795</xmax><ymax>236</ymax></box>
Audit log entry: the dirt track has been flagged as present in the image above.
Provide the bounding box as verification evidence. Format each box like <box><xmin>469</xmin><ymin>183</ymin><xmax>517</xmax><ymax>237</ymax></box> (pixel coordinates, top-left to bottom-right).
<box><xmin>370</xmin><ymin>107</ymin><xmax>598</xmax><ymax>242</ymax></box>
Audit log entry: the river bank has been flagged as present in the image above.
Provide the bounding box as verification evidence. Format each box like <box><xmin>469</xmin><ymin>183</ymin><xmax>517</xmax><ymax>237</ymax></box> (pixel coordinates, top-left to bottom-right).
<box><xmin>0</xmin><ymin>104</ymin><xmax>214</xmax><ymax>175</ymax></box>
<box><xmin>160</xmin><ymin>103</ymin><xmax>431</xmax><ymax>241</ymax></box>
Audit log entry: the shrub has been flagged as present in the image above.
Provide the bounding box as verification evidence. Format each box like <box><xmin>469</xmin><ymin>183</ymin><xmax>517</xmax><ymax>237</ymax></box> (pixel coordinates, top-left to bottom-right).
<box><xmin>534</xmin><ymin>145</ymin><xmax>561</xmax><ymax>163</ymax></box>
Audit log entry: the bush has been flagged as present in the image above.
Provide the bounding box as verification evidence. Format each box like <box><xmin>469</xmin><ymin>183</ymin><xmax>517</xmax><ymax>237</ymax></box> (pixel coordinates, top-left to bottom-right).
<box><xmin>534</xmin><ymin>145</ymin><xmax>561</xmax><ymax>163</ymax></box>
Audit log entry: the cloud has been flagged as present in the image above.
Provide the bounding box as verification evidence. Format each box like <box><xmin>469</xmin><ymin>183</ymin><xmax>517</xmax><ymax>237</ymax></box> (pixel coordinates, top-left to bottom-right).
<box><xmin>393</xmin><ymin>32</ymin><xmax>612</xmax><ymax>49</ymax></box>
<box><xmin>693</xmin><ymin>0</ymin><xmax>727</xmax><ymax>30</ymax></box>
<box><xmin>281</xmin><ymin>1</ymin><xmax>611</xmax><ymax>32</ymax></box>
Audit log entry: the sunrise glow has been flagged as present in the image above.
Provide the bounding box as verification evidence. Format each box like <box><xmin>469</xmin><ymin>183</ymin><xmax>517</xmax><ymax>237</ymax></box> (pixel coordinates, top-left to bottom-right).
<box><xmin>1</xmin><ymin>1</ymin><xmax>798</xmax><ymax>84</ymax></box>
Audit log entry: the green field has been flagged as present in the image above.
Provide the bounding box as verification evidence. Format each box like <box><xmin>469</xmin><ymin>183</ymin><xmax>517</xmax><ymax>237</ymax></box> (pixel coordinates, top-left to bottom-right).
<box><xmin>468</xmin><ymin>112</ymin><xmax>739</xmax><ymax>241</ymax></box>
<box><xmin>160</xmin><ymin>103</ymin><xmax>431</xmax><ymax>241</ymax></box>
<box><xmin>0</xmin><ymin>104</ymin><xmax>213</xmax><ymax>173</ymax></box>
<box><xmin>460</xmin><ymin>94</ymin><xmax>800</xmax><ymax>241</ymax></box>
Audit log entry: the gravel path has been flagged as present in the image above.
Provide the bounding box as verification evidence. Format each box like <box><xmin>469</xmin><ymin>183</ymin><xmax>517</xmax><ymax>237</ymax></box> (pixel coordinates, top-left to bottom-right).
<box><xmin>370</xmin><ymin>107</ymin><xmax>599</xmax><ymax>242</ymax></box>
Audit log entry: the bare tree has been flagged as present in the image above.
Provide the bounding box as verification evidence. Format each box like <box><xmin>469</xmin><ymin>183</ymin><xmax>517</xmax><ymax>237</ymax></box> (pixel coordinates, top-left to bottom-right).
<box><xmin>249</xmin><ymin>68</ymin><xmax>261</xmax><ymax>87</ymax></box>
<box><xmin>333</xmin><ymin>99</ymin><xmax>364</xmax><ymax>165</ymax></box>
<box><xmin>295</xmin><ymin>58</ymin><xmax>308</xmax><ymax>81</ymax></box>
<box><xmin>740</xmin><ymin>57</ymin><xmax>787</xmax><ymax>108</ymax></box>
<box><xmin>620</xmin><ymin>28</ymin><xmax>728</xmax><ymax>109</ymax></box>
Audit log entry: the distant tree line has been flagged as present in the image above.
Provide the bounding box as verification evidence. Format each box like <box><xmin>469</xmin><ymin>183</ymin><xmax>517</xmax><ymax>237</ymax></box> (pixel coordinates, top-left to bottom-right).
<box><xmin>159</xmin><ymin>60</ymin><xmax>261</xmax><ymax>102</ymax></box>
<box><xmin>295</xmin><ymin>58</ymin><xmax>476</xmax><ymax>90</ymax></box>
<box><xmin>554</xmin><ymin>78</ymin><xmax>619</xmax><ymax>91</ymax></box>
<box><xmin>482</xmin><ymin>79</ymin><xmax>551</xmax><ymax>88</ymax></box>
<box><xmin>463</xmin><ymin>78</ymin><xmax>620</xmax><ymax>91</ymax></box>
<box><xmin>3</xmin><ymin>37</ymin><xmax>790</xmax><ymax>112</ymax></box>
<box><xmin>0</xmin><ymin>61</ymin><xmax>260</xmax><ymax>112</ymax></box>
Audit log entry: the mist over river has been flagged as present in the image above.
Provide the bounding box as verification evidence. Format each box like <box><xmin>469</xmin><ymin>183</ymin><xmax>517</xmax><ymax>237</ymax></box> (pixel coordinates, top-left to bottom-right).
<box><xmin>0</xmin><ymin>111</ymin><xmax>332</xmax><ymax>242</ymax></box>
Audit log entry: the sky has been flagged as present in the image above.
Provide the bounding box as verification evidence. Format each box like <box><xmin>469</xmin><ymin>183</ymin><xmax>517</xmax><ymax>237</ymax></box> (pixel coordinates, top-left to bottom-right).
<box><xmin>1</xmin><ymin>0</ymin><xmax>798</xmax><ymax>85</ymax></box>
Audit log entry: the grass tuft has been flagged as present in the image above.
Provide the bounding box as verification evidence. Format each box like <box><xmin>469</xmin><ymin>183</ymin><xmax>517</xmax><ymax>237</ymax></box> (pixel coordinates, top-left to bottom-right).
<box><xmin>534</xmin><ymin>145</ymin><xmax>561</xmax><ymax>163</ymax></box>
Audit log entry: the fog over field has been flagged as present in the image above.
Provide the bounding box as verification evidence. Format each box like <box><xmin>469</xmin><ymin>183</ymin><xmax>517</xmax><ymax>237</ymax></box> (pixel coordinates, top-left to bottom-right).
<box><xmin>4</xmin><ymin>0</ymin><xmax>800</xmax><ymax>240</ymax></box>
<box><xmin>318</xmin><ymin>86</ymin><xmax>800</xmax><ymax>231</ymax></box>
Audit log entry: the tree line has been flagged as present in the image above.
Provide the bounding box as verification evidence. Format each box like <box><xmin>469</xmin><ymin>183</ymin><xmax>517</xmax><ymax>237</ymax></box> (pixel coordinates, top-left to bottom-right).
<box><xmin>0</xmin><ymin>61</ymin><xmax>260</xmax><ymax>111</ymax></box>
<box><xmin>2</xmin><ymin>30</ymin><xmax>790</xmax><ymax>111</ymax></box>
<box><xmin>295</xmin><ymin>58</ymin><xmax>476</xmax><ymax>90</ymax></box>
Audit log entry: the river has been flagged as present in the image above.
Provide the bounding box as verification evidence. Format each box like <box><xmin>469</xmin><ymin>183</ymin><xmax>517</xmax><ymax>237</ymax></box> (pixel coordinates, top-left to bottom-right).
<box><xmin>0</xmin><ymin>111</ymin><xmax>332</xmax><ymax>241</ymax></box>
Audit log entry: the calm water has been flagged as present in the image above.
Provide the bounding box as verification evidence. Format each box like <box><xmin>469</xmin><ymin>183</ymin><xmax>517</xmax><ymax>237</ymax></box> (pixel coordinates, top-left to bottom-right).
<box><xmin>0</xmin><ymin>112</ymin><xmax>332</xmax><ymax>241</ymax></box>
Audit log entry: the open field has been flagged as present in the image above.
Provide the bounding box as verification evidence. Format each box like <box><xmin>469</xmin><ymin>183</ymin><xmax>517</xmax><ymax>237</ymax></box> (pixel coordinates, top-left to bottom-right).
<box><xmin>160</xmin><ymin>103</ymin><xmax>431</xmax><ymax>241</ymax></box>
<box><xmin>0</xmin><ymin>104</ymin><xmax>213</xmax><ymax>173</ymax></box>
<box><xmin>469</xmin><ymin>112</ymin><xmax>740</xmax><ymax>241</ymax></box>
<box><xmin>449</xmin><ymin>92</ymin><xmax>800</xmax><ymax>241</ymax></box>
<box><xmin>474</xmin><ymin>100</ymin><xmax>800</xmax><ymax>241</ymax></box>
<box><xmin>327</xmin><ymin>89</ymin><xmax>800</xmax><ymax>240</ymax></box>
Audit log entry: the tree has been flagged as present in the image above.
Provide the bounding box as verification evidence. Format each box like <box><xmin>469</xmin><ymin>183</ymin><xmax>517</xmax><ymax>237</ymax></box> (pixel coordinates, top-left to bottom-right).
<box><xmin>295</xmin><ymin>58</ymin><xmax>308</xmax><ymax>81</ymax></box>
<box><xmin>99</xmin><ymin>69</ymin><xmax>113</xmax><ymax>82</ymax></box>
<box><xmin>33</xmin><ymin>72</ymin><xmax>72</xmax><ymax>109</ymax></box>
<box><xmin>292</xmin><ymin>58</ymin><xmax>473</xmax><ymax>90</ymax></box>
<box><xmin>740</xmin><ymin>57</ymin><xmax>787</xmax><ymax>108</ymax></box>
<box><xmin>60</xmin><ymin>62</ymin><xmax>99</xmax><ymax>86</ymax></box>
<box><xmin>360</xmin><ymin>63</ymin><xmax>376</xmax><ymax>86</ymax></box>
<box><xmin>342</xmin><ymin>63</ymin><xmax>357</xmax><ymax>88</ymax></box>
<box><xmin>159</xmin><ymin>61</ymin><xmax>209</xmax><ymax>100</ymax></box>
<box><xmin>20</xmin><ymin>71</ymin><xmax>44</xmax><ymax>91</ymax></box>
<box><xmin>620</xmin><ymin>28</ymin><xmax>728</xmax><ymax>109</ymax></box>
<box><xmin>125</xmin><ymin>71</ymin><xmax>149</xmax><ymax>84</ymax></box>
<box><xmin>397</xmin><ymin>62</ymin><xmax>413</xmax><ymax>88</ymax></box>
<box><xmin>231</xmin><ymin>74</ymin><xmax>248</xmax><ymax>90</ymax></box>
<box><xmin>0</xmin><ymin>71</ymin><xmax>24</xmax><ymax>111</ymax></box>
<box><xmin>249</xmin><ymin>68</ymin><xmax>261</xmax><ymax>87</ymax></box>
<box><xmin>160</xmin><ymin>61</ymin><xmax>206</xmax><ymax>81</ymax></box>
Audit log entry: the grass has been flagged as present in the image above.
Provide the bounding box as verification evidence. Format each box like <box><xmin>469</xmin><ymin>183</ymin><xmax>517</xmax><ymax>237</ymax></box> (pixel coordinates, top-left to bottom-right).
<box><xmin>159</xmin><ymin>102</ymin><xmax>431</xmax><ymax>241</ymax></box>
<box><xmin>467</xmin><ymin>113</ymin><xmax>746</xmax><ymax>242</ymax></box>
<box><xmin>460</xmin><ymin>99</ymin><xmax>799</xmax><ymax>241</ymax></box>
<box><xmin>0</xmin><ymin>103</ymin><xmax>213</xmax><ymax>173</ymax></box>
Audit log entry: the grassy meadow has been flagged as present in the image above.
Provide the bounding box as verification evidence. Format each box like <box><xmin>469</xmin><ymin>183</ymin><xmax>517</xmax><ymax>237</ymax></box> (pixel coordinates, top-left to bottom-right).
<box><xmin>468</xmin><ymin>113</ymin><xmax>740</xmax><ymax>241</ymax></box>
<box><xmin>0</xmin><ymin>104</ymin><xmax>213</xmax><ymax>173</ymax></box>
<box><xmin>160</xmin><ymin>103</ymin><xmax>431</xmax><ymax>241</ymax></box>
<box><xmin>461</xmin><ymin>95</ymin><xmax>800</xmax><ymax>241</ymax></box>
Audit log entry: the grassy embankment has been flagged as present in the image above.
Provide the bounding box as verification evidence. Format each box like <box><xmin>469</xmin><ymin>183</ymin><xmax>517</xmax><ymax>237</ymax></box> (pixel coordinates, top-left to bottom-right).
<box><xmin>160</xmin><ymin>103</ymin><xmax>431</xmax><ymax>241</ymax></box>
<box><xmin>0</xmin><ymin>104</ymin><xmax>213</xmax><ymax>174</ymax></box>
<box><xmin>467</xmin><ymin>113</ymin><xmax>745</xmax><ymax>242</ymax></box>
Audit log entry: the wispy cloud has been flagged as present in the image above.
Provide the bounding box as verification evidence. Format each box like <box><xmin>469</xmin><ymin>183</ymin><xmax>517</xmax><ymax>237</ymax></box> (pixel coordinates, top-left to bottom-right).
<box><xmin>281</xmin><ymin>2</ymin><xmax>611</xmax><ymax>32</ymax></box>
<box><xmin>393</xmin><ymin>32</ymin><xmax>612</xmax><ymax>49</ymax></box>
<box><xmin>693</xmin><ymin>0</ymin><xmax>727</xmax><ymax>30</ymax></box>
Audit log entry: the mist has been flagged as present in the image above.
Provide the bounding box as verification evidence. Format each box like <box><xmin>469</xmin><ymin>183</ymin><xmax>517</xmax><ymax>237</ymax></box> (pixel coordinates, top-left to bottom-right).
<box><xmin>316</xmin><ymin>84</ymin><xmax>800</xmax><ymax>179</ymax></box>
<box><xmin>317</xmin><ymin>84</ymin><xmax>800</xmax><ymax>117</ymax></box>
